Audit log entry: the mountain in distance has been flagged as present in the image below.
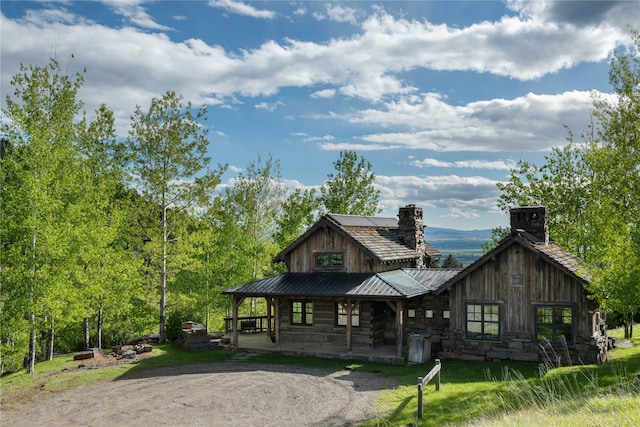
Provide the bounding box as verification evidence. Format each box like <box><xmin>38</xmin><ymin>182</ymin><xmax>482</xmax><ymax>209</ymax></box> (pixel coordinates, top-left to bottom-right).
<box><xmin>425</xmin><ymin>227</ymin><xmax>493</xmax><ymax>267</ymax></box>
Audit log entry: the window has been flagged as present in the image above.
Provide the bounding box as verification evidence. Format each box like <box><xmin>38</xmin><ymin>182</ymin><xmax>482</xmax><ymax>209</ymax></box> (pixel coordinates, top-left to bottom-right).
<box><xmin>337</xmin><ymin>303</ymin><xmax>360</xmax><ymax>326</ymax></box>
<box><xmin>292</xmin><ymin>301</ymin><xmax>313</xmax><ymax>326</ymax></box>
<box><xmin>466</xmin><ymin>304</ymin><xmax>500</xmax><ymax>340</ymax></box>
<box><xmin>442</xmin><ymin>310</ymin><xmax>450</xmax><ymax>319</ymax></box>
<box><xmin>536</xmin><ymin>306</ymin><xmax>573</xmax><ymax>345</ymax></box>
<box><xmin>425</xmin><ymin>309</ymin><xmax>434</xmax><ymax>318</ymax></box>
<box><xmin>315</xmin><ymin>252</ymin><xmax>344</xmax><ymax>268</ymax></box>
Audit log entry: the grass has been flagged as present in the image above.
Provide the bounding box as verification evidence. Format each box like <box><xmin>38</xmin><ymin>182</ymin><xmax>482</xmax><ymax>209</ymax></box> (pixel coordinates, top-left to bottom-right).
<box><xmin>1</xmin><ymin>328</ymin><xmax>639</xmax><ymax>426</ymax></box>
<box><xmin>362</xmin><ymin>328</ymin><xmax>640</xmax><ymax>426</ymax></box>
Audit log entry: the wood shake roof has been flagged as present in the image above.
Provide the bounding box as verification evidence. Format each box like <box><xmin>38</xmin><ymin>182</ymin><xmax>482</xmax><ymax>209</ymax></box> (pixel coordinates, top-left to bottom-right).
<box><xmin>437</xmin><ymin>231</ymin><xmax>591</xmax><ymax>294</ymax></box>
<box><xmin>275</xmin><ymin>213</ymin><xmax>440</xmax><ymax>264</ymax></box>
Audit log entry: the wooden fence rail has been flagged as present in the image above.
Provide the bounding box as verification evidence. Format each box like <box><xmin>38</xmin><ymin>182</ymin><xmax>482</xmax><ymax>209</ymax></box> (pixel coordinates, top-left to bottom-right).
<box><xmin>417</xmin><ymin>359</ymin><xmax>441</xmax><ymax>420</ymax></box>
<box><xmin>223</xmin><ymin>315</ymin><xmax>270</xmax><ymax>334</ymax></box>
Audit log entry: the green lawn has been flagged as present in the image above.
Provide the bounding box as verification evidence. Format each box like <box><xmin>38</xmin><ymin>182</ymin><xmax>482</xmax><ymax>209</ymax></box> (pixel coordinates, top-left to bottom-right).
<box><xmin>1</xmin><ymin>329</ymin><xmax>638</xmax><ymax>426</ymax></box>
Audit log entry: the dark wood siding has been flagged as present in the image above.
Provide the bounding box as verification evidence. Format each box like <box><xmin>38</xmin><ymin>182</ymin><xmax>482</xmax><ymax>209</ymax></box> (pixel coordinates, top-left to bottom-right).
<box><xmin>279</xmin><ymin>298</ymin><xmax>375</xmax><ymax>348</ymax></box>
<box><xmin>444</xmin><ymin>240</ymin><xmax>597</xmax><ymax>362</ymax></box>
<box><xmin>286</xmin><ymin>226</ymin><xmax>414</xmax><ymax>273</ymax></box>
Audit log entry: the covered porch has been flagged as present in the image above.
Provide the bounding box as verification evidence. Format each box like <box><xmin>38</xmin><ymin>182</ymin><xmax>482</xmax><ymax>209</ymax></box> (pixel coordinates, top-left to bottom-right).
<box><xmin>233</xmin><ymin>330</ymin><xmax>404</xmax><ymax>364</ymax></box>
<box><xmin>222</xmin><ymin>269</ymin><xmax>459</xmax><ymax>364</ymax></box>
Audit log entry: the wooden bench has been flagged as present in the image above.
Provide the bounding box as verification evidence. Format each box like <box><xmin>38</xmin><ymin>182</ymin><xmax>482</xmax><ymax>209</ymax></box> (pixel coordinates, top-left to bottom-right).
<box><xmin>240</xmin><ymin>320</ymin><xmax>257</xmax><ymax>333</ymax></box>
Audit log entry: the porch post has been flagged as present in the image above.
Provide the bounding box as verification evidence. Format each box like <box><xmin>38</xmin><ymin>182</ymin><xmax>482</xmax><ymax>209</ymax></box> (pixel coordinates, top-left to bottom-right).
<box><xmin>232</xmin><ymin>296</ymin><xmax>241</xmax><ymax>347</ymax></box>
<box><xmin>266</xmin><ymin>297</ymin><xmax>272</xmax><ymax>335</ymax></box>
<box><xmin>346</xmin><ymin>299</ymin><xmax>352</xmax><ymax>353</ymax></box>
<box><xmin>396</xmin><ymin>299</ymin><xmax>404</xmax><ymax>358</ymax></box>
<box><xmin>274</xmin><ymin>297</ymin><xmax>281</xmax><ymax>348</ymax></box>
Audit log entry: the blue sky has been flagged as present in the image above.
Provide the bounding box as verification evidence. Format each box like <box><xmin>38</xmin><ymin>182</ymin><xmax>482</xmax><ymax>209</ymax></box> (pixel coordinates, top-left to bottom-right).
<box><xmin>1</xmin><ymin>1</ymin><xmax>638</xmax><ymax>230</ymax></box>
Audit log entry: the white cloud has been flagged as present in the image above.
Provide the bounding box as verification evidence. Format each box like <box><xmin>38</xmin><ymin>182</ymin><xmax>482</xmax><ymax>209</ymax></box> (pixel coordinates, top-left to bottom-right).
<box><xmin>325</xmin><ymin>4</ymin><xmax>360</xmax><ymax>25</ymax></box>
<box><xmin>335</xmin><ymin>91</ymin><xmax>596</xmax><ymax>153</ymax></box>
<box><xmin>207</xmin><ymin>0</ymin><xmax>275</xmax><ymax>19</ymax></box>
<box><xmin>101</xmin><ymin>0</ymin><xmax>172</xmax><ymax>30</ymax></box>
<box><xmin>255</xmin><ymin>100</ymin><xmax>284</xmax><ymax>111</ymax></box>
<box><xmin>374</xmin><ymin>174</ymin><xmax>502</xmax><ymax>223</ymax></box>
<box><xmin>311</xmin><ymin>88</ymin><xmax>336</xmax><ymax>99</ymax></box>
<box><xmin>302</xmin><ymin>135</ymin><xmax>335</xmax><ymax>143</ymax></box>
<box><xmin>0</xmin><ymin>3</ymin><xmax>631</xmax><ymax>137</ymax></box>
<box><xmin>410</xmin><ymin>158</ymin><xmax>518</xmax><ymax>170</ymax></box>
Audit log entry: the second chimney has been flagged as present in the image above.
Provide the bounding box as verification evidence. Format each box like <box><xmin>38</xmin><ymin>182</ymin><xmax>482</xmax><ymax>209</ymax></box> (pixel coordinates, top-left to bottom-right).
<box><xmin>510</xmin><ymin>206</ymin><xmax>549</xmax><ymax>244</ymax></box>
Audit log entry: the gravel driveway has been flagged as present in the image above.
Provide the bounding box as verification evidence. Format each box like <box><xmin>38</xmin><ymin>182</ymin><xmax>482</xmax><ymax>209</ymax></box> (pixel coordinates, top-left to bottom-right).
<box><xmin>1</xmin><ymin>362</ymin><xmax>395</xmax><ymax>427</ymax></box>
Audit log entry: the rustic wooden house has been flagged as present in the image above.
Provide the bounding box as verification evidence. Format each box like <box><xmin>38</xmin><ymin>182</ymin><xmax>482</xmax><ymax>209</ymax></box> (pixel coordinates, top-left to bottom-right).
<box><xmin>437</xmin><ymin>206</ymin><xmax>603</xmax><ymax>363</ymax></box>
<box><xmin>223</xmin><ymin>204</ymin><xmax>604</xmax><ymax>364</ymax></box>
<box><xmin>223</xmin><ymin>205</ymin><xmax>458</xmax><ymax>361</ymax></box>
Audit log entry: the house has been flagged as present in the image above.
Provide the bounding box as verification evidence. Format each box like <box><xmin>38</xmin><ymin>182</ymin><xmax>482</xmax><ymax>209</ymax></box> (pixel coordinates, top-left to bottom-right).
<box><xmin>222</xmin><ymin>205</ymin><xmax>458</xmax><ymax>361</ymax></box>
<box><xmin>437</xmin><ymin>206</ymin><xmax>604</xmax><ymax>364</ymax></box>
<box><xmin>222</xmin><ymin>205</ymin><xmax>605</xmax><ymax>364</ymax></box>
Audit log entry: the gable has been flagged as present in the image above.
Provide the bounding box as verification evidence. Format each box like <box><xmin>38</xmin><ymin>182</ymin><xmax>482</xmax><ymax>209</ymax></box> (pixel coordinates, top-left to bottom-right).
<box><xmin>275</xmin><ymin>213</ymin><xmax>438</xmax><ymax>268</ymax></box>
<box><xmin>438</xmin><ymin>233</ymin><xmax>590</xmax><ymax>294</ymax></box>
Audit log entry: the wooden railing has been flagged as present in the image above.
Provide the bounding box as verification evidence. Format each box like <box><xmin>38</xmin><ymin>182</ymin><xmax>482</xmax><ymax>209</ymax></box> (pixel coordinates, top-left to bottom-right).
<box><xmin>417</xmin><ymin>359</ymin><xmax>441</xmax><ymax>420</ymax></box>
<box><xmin>224</xmin><ymin>316</ymin><xmax>270</xmax><ymax>334</ymax></box>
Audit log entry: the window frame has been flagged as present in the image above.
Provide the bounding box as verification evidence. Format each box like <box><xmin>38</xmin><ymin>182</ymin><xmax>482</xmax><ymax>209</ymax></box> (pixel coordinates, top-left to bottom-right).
<box><xmin>465</xmin><ymin>303</ymin><xmax>500</xmax><ymax>341</ymax></box>
<box><xmin>291</xmin><ymin>300</ymin><xmax>313</xmax><ymax>326</ymax></box>
<box><xmin>336</xmin><ymin>302</ymin><xmax>360</xmax><ymax>327</ymax></box>
<box><xmin>314</xmin><ymin>251</ymin><xmax>344</xmax><ymax>269</ymax></box>
<box><xmin>535</xmin><ymin>305</ymin><xmax>574</xmax><ymax>345</ymax></box>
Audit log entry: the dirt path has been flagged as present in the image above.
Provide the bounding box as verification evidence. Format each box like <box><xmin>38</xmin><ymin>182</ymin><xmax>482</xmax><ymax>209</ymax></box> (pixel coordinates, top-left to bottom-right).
<box><xmin>1</xmin><ymin>362</ymin><xmax>395</xmax><ymax>427</ymax></box>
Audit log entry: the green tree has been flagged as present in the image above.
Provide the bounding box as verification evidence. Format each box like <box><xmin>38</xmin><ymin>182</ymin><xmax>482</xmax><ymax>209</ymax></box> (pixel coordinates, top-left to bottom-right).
<box><xmin>127</xmin><ymin>91</ymin><xmax>225</xmax><ymax>342</ymax></box>
<box><xmin>1</xmin><ymin>58</ymin><xmax>87</xmax><ymax>373</ymax></box>
<box><xmin>441</xmin><ymin>254</ymin><xmax>463</xmax><ymax>269</ymax></box>
<box><xmin>481</xmin><ymin>226</ymin><xmax>511</xmax><ymax>253</ymax></box>
<box><xmin>275</xmin><ymin>187</ymin><xmax>321</xmax><ymax>248</ymax></box>
<box><xmin>320</xmin><ymin>150</ymin><xmax>380</xmax><ymax>216</ymax></box>
<box><xmin>73</xmin><ymin>104</ymin><xmax>144</xmax><ymax>349</ymax></box>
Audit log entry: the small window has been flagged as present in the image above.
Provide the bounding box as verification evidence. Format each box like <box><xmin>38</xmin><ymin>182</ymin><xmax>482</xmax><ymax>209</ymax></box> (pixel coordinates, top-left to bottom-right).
<box><xmin>337</xmin><ymin>303</ymin><xmax>360</xmax><ymax>327</ymax></box>
<box><xmin>536</xmin><ymin>305</ymin><xmax>573</xmax><ymax>345</ymax></box>
<box><xmin>315</xmin><ymin>252</ymin><xmax>344</xmax><ymax>268</ymax></box>
<box><xmin>425</xmin><ymin>309</ymin><xmax>434</xmax><ymax>318</ymax></box>
<box><xmin>408</xmin><ymin>309</ymin><xmax>416</xmax><ymax>318</ymax></box>
<box><xmin>442</xmin><ymin>310</ymin><xmax>450</xmax><ymax>319</ymax></box>
<box><xmin>466</xmin><ymin>303</ymin><xmax>500</xmax><ymax>340</ymax></box>
<box><xmin>292</xmin><ymin>301</ymin><xmax>313</xmax><ymax>326</ymax></box>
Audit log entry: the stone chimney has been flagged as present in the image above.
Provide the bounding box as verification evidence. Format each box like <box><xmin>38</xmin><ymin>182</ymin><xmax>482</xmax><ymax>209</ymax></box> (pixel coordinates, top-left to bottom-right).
<box><xmin>398</xmin><ymin>204</ymin><xmax>427</xmax><ymax>267</ymax></box>
<box><xmin>510</xmin><ymin>206</ymin><xmax>549</xmax><ymax>244</ymax></box>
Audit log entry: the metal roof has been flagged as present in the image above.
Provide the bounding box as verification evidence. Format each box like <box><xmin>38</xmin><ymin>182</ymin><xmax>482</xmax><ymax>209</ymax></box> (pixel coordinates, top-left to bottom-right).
<box><xmin>222</xmin><ymin>268</ymin><xmax>459</xmax><ymax>299</ymax></box>
<box><xmin>402</xmin><ymin>268</ymin><xmax>462</xmax><ymax>292</ymax></box>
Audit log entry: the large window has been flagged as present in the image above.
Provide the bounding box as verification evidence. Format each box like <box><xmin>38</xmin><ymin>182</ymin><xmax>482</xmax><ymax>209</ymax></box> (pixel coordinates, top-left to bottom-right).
<box><xmin>315</xmin><ymin>252</ymin><xmax>344</xmax><ymax>268</ymax></box>
<box><xmin>466</xmin><ymin>303</ymin><xmax>500</xmax><ymax>340</ymax></box>
<box><xmin>292</xmin><ymin>301</ymin><xmax>313</xmax><ymax>326</ymax></box>
<box><xmin>536</xmin><ymin>306</ymin><xmax>573</xmax><ymax>345</ymax></box>
<box><xmin>337</xmin><ymin>303</ymin><xmax>360</xmax><ymax>327</ymax></box>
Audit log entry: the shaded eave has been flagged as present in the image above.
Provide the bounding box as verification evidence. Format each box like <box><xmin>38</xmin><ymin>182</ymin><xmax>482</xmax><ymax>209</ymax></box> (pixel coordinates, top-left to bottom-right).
<box><xmin>436</xmin><ymin>232</ymin><xmax>591</xmax><ymax>295</ymax></box>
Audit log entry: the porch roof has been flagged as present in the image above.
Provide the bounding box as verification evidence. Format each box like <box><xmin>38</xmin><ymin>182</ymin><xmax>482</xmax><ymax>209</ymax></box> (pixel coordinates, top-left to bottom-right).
<box><xmin>222</xmin><ymin>268</ymin><xmax>461</xmax><ymax>300</ymax></box>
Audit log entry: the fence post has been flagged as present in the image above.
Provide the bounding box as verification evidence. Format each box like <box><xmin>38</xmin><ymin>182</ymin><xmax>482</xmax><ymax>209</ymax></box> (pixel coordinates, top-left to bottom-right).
<box><xmin>417</xmin><ymin>359</ymin><xmax>441</xmax><ymax>421</ymax></box>
<box><xmin>417</xmin><ymin>377</ymin><xmax>424</xmax><ymax>420</ymax></box>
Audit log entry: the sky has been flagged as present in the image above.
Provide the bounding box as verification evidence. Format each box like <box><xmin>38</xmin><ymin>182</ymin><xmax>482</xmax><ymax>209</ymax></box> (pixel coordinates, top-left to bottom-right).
<box><xmin>1</xmin><ymin>1</ymin><xmax>638</xmax><ymax>230</ymax></box>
